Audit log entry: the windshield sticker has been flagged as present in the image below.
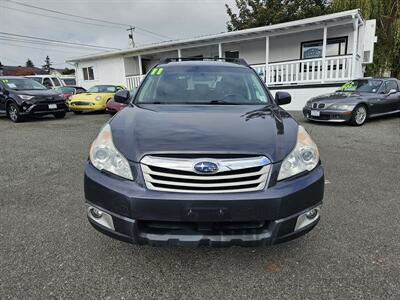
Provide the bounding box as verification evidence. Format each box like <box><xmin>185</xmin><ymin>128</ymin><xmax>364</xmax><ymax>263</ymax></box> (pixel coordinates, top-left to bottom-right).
<box><xmin>341</xmin><ymin>82</ymin><xmax>354</xmax><ymax>90</ymax></box>
<box><xmin>7</xmin><ymin>83</ymin><xmax>17</xmax><ymax>88</ymax></box>
<box><xmin>150</xmin><ymin>68</ymin><xmax>164</xmax><ymax>75</ymax></box>
<box><xmin>1</xmin><ymin>79</ymin><xmax>8</xmax><ymax>83</ymax></box>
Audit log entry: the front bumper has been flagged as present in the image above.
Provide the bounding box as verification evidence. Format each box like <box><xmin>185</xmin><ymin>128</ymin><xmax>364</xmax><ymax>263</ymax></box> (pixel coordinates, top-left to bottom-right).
<box><xmin>20</xmin><ymin>102</ymin><xmax>67</xmax><ymax>116</ymax></box>
<box><xmin>105</xmin><ymin>107</ymin><xmax>117</xmax><ymax>114</ymax></box>
<box><xmin>84</xmin><ymin>162</ymin><xmax>324</xmax><ymax>246</ymax></box>
<box><xmin>69</xmin><ymin>102</ymin><xmax>105</xmax><ymax>112</ymax></box>
<box><xmin>303</xmin><ymin>107</ymin><xmax>352</xmax><ymax>122</ymax></box>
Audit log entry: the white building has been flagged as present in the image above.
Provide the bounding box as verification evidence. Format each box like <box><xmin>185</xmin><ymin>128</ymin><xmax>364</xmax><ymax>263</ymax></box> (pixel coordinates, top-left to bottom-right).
<box><xmin>67</xmin><ymin>9</ymin><xmax>377</xmax><ymax>110</ymax></box>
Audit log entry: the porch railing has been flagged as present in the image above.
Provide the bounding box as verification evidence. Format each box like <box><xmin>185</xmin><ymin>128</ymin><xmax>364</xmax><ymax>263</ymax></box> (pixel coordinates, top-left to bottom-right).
<box><xmin>126</xmin><ymin>55</ymin><xmax>353</xmax><ymax>89</ymax></box>
<box><xmin>252</xmin><ymin>55</ymin><xmax>352</xmax><ymax>85</ymax></box>
<box><xmin>126</xmin><ymin>74</ymin><xmax>145</xmax><ymax>90</ymax></box>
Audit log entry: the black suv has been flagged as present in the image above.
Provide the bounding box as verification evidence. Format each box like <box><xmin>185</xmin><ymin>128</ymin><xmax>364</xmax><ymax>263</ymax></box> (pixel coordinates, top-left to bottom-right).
<box><xmin>85</xmin><ymin>58</ymin><xmax>324</xmax><ymax>246</ymax></box>
<box><xmin>0</xmin><ymin>76</ymin><xmax>67</xmax><ymax>122</ymax></box>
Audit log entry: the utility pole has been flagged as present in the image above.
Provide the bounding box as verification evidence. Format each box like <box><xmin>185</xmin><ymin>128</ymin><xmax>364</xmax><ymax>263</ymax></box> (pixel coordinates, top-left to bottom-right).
<box><xmin>127</xmin><ymin>26</ymin><xmax>135</xmax><ymax>48</ymax></box>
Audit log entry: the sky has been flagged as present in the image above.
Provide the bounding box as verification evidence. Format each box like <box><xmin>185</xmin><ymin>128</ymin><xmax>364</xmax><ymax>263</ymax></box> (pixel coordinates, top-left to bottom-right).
<box><xmin>0</xmin><ymin>0</ymin><xmax>237</xmax><ymax>68</ymax></box>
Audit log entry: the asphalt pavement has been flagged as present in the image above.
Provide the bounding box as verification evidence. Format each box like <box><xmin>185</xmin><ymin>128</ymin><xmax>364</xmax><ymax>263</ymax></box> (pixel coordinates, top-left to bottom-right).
<box><xmin>0</xmin><ymin>111</ymin><xmax>399</xmax><ymax>299</ymax></box>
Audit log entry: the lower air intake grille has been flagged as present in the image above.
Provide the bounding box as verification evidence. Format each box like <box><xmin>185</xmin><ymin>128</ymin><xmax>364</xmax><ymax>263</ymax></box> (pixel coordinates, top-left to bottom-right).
<box><xmin>72</xmin><ymin>101</ymin><xmax>92</xmax><ymax>106</ymax></box>
<box><xmin>140</xmin><ymin>156</ymin><xmax>271</xmax><ymax>193</ymax></box>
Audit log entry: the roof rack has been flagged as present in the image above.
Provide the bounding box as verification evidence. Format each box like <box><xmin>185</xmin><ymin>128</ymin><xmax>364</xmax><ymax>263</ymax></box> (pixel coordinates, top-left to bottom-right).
<box><xmin>159</xmin><ymin>57</ymin><xmax>249</xmax><ymax>67</ymax></box>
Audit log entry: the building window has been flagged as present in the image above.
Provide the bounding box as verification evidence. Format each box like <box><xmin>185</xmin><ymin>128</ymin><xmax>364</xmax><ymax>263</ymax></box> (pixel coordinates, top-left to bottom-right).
<box><xmin>301</xmin><ymin>37</ymin><xmax>347</xmax><ymax>59</ymax></box>
<box><xmin>82</xmin><ymin>67</ymin><xmax>94</xmax><ymax>80</ymax></box>
<box><xmin>225</xmin><ymin>51</ymin><xmax>239</xmax><ymax>59</ymax></box>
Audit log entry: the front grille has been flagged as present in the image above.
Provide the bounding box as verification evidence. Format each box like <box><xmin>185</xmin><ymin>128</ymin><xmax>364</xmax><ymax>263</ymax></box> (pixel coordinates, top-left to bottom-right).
<box><xmin>71</xmin><ymin>101</ymin><xmax>92</xmax><ymax>106</ymax></box>
<box><xmin>141</xmin><ymin>156</ymin><xmax>271</xmax><ymax>193</ymax></box>
<box><xmin>312</xmin><ymin>103</ymin><xmax>325</xmax><ymax>109</ymax></box>
<box><xmin>138</xmin><ymin>220</ymin><xmax>270</xmax><ymax>235</ymax></box>
<box><xmin>32</xmin><ymin>96</ymin><xmax>59</xmax><ymax>104</ymax></box>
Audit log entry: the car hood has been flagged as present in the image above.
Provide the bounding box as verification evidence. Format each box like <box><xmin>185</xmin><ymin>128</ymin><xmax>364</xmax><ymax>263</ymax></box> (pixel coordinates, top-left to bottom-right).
<box><xmin>109</xmin><ymin>105</ymin><xmax>299</xmax><ymax>163</ymax></box>
<box><xmin>309</xmin><ymin>91</ymin><xmax>375</xmax><ymax>105</ymax></box>
<box><xmin>11</xmin><ymin>89</ymin><xmax>63</xmax><ymax>102</ymax></box>
<box><xmin>13</xmin><ymin>89</ymin><xmax>59</xmax><ymax>97</ymax></box>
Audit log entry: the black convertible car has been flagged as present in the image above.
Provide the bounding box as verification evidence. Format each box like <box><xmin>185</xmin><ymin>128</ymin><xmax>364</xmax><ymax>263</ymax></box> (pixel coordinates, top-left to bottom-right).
<box><xmin>303</xmin><ymin>78</ymin><xmax>400</xmax><ymax>126</ymax></box>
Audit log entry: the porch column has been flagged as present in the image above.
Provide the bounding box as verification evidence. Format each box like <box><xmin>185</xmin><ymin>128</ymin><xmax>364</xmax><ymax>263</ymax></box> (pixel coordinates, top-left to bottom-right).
<box><xmin>321</xmin><ymin>26</ymin><xmax>327</xmax><ymax>83</ymax></box>
<box><xmin>138</xmin><ymin>55</ymin><xmax>142</xmax><ymax>75</ymax></box>
<box><xmin>265</xmin><ymin>36</ymin><xmax>269</xmax><ymax>83</ymax></box>
<box><xmin>177</xmin><ymin>48</ymin><xmax>182</xmax><ymax>61</ymax></box>
<box><xmin>351</xmin><ymin>16</ymin><xmax>359</xmax><ymax>79</ymax></box>
<box><xmin>218</xmin><ymin>43</ymin><xmax>222</xmax><ymax>58</ymax></box>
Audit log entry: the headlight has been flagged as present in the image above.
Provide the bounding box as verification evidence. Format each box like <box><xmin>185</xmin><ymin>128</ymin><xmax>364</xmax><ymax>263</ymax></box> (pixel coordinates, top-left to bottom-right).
<box><xmin>18</xmin><ymin>95</ymin><xmax>34</xmax><ymax>100</ymax></box>
<box><xmin>95</xmin><ymin>96</ymin><xmax>102</xmax><ymax>101</ymax></box>
<box><xmin>329</xmin><ymin>103</ymin><xmax>354</xmax><ymax>110</ymax></box>
<box><xmin>306</xmin><ymin>101</ymin><xmax>312</xmax><ymax>107</ymax></box>
<box><xmin>278</xmin><ymin>126</ymin><xmax>319</xmax><ymax>181</ymax></box>
<box><xmin>89</xmin><ymin>124</ymin><xmax>133</xmax><ymax>180</ymax></box>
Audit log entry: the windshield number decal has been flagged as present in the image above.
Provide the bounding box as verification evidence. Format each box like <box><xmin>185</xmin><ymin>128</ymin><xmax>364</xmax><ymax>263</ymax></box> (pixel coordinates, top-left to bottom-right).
<box><xmin>341</xmin><ymin>82</ymin><xmax>354</xmax><ymax>90</ymax></box>
<box><xmin>150</xmin><ymin>68</ymin><xmax>164</xmax><ymax>75</ymax></box>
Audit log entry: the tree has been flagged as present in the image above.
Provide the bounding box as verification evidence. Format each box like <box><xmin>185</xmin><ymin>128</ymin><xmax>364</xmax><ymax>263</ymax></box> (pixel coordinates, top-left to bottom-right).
<box><xmin>225</xmin><ymin>0</ymin><xmax>328</xmax><ymax>31</ymax></box>
<box><xmin>42</xmin><ymin>55</ymin><xmax>52</xmax><ymax>74</ymax></box>
<box><xmin>61</xmin><ymin>68</ymin><xmax>75</xmax><ymax>75</ymax></box>
<box><xmin>330</xmin><ymin>0</ymin><xmax>400</xmax><ymax>77</ymax></box>
<box><xmin>26</xmin><ymin>59</ymin><xmax>34</xmax><ymax>68</ymax></box>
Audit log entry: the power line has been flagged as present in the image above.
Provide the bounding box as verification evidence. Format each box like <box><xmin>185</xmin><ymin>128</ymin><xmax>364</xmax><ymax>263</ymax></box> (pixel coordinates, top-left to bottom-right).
<box><xmin>0</xmin><ymin>39</ymin><xmax>99</xmax><ymax>54</ymax></box>
<box><xmin>0</xmin><ymin>32</ymin><xmax>121</xmax><ymax>50</ymax></box>
<box><xmin>4</xmin><ymin>0</ymin><xmax>173</xmax><ymax>40</ymax></box>
<box><xmin>134</xmin><ymin>26</ymin><xmax>172</xmax><ymax>40</ymax></box>
<box><xmin>0</xmin><ymin>4</ymin><xmax>122</xmax><ymax>29</ymax></box>
<box><xmin>0</xmin><ymin>36</ymin><xmax>99</xmax><ymax>51</ymax></box>
<box><xmin>0</xmin><ymin>4</ymin><xmax>167</xmax><ymax>41</ymax></box>
<box><xmin>4</xmin><ymin>0</ymin><xmax>129</xmax><ymax>26</ymax></box>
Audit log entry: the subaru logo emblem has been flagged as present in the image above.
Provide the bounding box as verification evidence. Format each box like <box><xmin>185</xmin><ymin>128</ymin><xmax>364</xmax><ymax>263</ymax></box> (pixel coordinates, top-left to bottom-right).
<box><xmin>194</xmin><ymin>161</ymin><xmax>218</xmax><ymax>174</ymax></box>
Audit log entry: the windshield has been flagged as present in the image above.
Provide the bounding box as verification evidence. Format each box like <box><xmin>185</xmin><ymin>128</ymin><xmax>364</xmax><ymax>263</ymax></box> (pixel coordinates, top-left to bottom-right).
<box><xmin>1</xmin><ymin>78</ymin><xmax>47</xmax><ymax>90</ymax></box>
<box><xmin>341</xmin><ymin>79</ymin><xmax>383</xmax><ymax>93</ymax></box>
<box><xmin>87</xmin><ymin>85</ymin><xmax>118</xmax><ymax>93</ymax></box>
<box><xmin>56</xmin><ymin>87</ymin><xmax>75</xmax><ymax>93</ymax></box>
<box><xmin>62</xmin><ymin>78</ymin><xmax>76</xmax><ymax>85</ymax></box>
<box><xmin>135</xmin><ymin>65</ymin><xmax>271</xmax><ymax>105</ymax></box>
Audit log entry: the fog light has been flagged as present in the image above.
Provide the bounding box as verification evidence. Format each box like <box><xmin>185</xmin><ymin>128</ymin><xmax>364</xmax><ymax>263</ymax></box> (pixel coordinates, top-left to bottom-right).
<box><xmin>295</xmin><ymin>205</ymin><xmax>321</xmax><ymax>231</ymax></box>
<box><xmin>91</xmin><ymin>208</ymin><xmax>103</xmax><ymax>218</ymax></box>
<box><xmin>87</xmin><ymin>206</ymin><xmax>115</xmax><ymax>230</ymax></box>
<box><xmin>22</xmin><ymin>106</ymin><xmax>27</xmax><ymax>111</ymax></box>
<box><xmin>306</xmin><ymin>209</ymin><xmax>318</xmax><ymax>220</ymax></box>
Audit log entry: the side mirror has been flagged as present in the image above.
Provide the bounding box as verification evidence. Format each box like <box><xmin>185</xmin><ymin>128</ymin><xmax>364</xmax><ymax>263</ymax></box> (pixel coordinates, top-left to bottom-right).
<box><xmin>275</xmin><ymin>91</ymin><xmax>291</xmax><ymax>105</ymax></box>
<box><xmin>388</xmin><ymin>89</ymin><xmax>397</xmax><ymax>95</ymax></box>
<box><xmin>114</xmin><ymin>90</ymin><xmax>130</xmax><ymax>103</ymax></box>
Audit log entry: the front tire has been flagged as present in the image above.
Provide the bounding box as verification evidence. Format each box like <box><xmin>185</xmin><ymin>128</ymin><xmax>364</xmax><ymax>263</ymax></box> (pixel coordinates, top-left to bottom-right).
<box><xmin>54</xmin><ymin>112</ymin><xmax>66</xmax><ymax>119</ymax></box>
<box><xmin>7</xmin><ymin>103</ymin><xmax>23</xmax><ymax>123</ymax></box>
<box><xmin>350</xmin><ymin>105</ymin><xmax>368</xmax><ymax>126</ymax></box>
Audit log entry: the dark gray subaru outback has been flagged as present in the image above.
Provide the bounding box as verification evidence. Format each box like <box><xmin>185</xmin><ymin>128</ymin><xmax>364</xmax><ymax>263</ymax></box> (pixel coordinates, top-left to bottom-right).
<box><xmin>85</xmin><ymin>58</ymin><xmax>324</xmax><ymax>246</ymax></box>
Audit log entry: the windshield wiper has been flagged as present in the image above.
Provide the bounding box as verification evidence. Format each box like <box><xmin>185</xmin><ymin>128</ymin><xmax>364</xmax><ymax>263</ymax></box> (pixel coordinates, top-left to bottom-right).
<box><xmin>208</xmin><ymin>100</ymin><xmax>240</xmax><ymax>105</ymax></box>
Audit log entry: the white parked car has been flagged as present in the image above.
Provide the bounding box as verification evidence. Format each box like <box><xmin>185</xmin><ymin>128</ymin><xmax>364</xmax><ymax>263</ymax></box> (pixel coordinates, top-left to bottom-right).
<box><xmin>25</xmin><ymin>75</ymin><xmax>76</xmax><ymax>89</ymax></box>
<box><xmin>59</xmin><ymin>76</ymin><xmax>77</xmax><ymax>86</ymax></box>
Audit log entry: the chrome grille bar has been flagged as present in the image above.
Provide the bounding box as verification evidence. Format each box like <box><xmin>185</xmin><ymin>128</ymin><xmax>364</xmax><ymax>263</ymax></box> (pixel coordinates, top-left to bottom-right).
<box><xmin>140</xmin><ymin>156</ymin><xmax>271</xmax><ymax>193</ymax></box>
